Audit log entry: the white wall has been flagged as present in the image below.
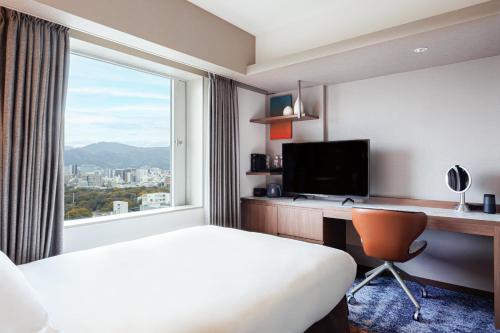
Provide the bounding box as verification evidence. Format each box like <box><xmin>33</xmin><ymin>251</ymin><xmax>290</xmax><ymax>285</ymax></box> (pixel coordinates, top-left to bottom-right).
<box><xmin>328</xmin><ymin>55</ymin><xmax>500</xmax><ymax>203</ymax></box>
<box><xmin>327</xmin><ymin>55</ymin><xmax>500</xmax><ymax>291</ymax></box>
<box><xmin>64</xmin><ymin>208</ymin><xmax>204</xmax><ymax>252</ymax></box>
<box><xmin>238</xmin><ymin>87</ymin><xmax>267</xmax><ymax>196</ymax></box>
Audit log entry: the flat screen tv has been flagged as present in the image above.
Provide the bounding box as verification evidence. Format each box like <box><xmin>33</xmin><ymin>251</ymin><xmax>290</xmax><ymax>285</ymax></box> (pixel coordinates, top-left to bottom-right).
<box><xmin>282</xmin><ymin>140</ymin><xmax>370</xmax><ymax>198</ymax></box>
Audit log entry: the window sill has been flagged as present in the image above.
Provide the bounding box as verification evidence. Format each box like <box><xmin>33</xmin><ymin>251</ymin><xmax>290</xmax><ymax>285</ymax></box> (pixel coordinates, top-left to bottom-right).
<box><xmin>64</xmin><ymin>205</ymin><xmax>202</xmax><ymax>229</ymax></box>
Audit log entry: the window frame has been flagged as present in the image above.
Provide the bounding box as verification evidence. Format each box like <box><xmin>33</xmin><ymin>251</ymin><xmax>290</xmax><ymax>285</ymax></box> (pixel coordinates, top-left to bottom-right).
<box><xmin>64</xmin><ymin>44</ymin><xmax>187</xmax><ymax>222</ymax></box>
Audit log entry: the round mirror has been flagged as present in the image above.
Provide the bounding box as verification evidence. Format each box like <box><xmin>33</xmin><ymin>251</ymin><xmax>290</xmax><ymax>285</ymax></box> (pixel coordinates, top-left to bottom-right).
<box><xmin>446</xmin><ymin>165</ymin><xmax>471</xmax><ymax>193</ymax></box>
<box><xmin>446</xmin><ymin>165</ymin><xmax>471</xmax><ymax>212</ymax></box>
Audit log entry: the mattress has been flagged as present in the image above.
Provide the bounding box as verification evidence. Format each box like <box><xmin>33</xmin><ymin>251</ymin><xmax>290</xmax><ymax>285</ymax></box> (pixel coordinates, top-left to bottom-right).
<box><xmin>19</xmin><ymin>226</ymin><xmax>356</xmax><ymax>333</ymax></box>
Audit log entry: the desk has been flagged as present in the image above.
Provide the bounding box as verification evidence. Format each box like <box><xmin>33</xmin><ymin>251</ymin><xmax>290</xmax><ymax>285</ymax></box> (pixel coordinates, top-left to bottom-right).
<box><xmin>241</xmin><ymin>196</ymin><xmax>500</xmax><ymax>329</ymax></box>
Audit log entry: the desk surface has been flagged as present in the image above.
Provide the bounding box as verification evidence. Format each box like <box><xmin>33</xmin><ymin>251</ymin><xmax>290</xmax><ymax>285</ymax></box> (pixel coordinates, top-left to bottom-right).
<box><xmin>242</xmin><ymin>196</ymin><xmax>500</xmax><ymax>224</ymax></box>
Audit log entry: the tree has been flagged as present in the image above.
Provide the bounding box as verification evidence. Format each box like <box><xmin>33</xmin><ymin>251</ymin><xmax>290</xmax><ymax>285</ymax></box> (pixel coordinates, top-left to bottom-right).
<box><xmin>64</xmin><ymin>186</ymin><xmax>170</xmax><ymax>219</ymax></box>
<box><xmin>99</xmin><ymin>201</ymin><xmax>114</xmax><ymax>213</ymax></box>
<box><xmin>65</xmin><ymin>207</ymin><xmax>92</xmax><ymax>219</ymax></box>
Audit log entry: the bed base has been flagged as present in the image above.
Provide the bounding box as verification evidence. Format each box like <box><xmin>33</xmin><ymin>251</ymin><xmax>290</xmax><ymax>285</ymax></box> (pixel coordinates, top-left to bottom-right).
<box><xmin>305</xmin><ymin>296</ymin><xmax>350</xmax><ymax>333</ymax></box>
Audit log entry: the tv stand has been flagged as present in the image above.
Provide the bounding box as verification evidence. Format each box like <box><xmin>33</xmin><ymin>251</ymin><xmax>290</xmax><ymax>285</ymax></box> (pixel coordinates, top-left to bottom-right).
<box><xmin>341</xmin><ymin>197</ymin><xmax>355</xmax><ymax>206</ymax></box>
<box><xmin>292</xmin><ymin>194</ymin><xmax>308</xmax><ymax>201</ymax></box>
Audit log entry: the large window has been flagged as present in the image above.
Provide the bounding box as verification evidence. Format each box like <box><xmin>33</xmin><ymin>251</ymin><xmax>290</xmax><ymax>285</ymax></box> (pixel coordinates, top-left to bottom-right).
<box><xmin>64</xmin><ymin>54</ymin><xmax>173</xmax><ymax>221</ymax></box>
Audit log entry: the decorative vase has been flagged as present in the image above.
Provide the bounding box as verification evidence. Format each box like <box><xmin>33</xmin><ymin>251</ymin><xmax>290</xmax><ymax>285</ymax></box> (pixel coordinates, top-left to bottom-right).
<box><xmin>282</xmin><ymin>106</ymin><xmax>293</xmax><ymax>116</ymax></box>
<box><xmin>293</xmin><ymin>97</ymin><xmax>304</xmax><ymax>116</ymax></box>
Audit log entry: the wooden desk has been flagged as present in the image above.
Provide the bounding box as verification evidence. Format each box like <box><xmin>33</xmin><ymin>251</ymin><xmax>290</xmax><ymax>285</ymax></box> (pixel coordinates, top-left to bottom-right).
<box><xmin>241</xmin><ymin>196</ymin><xmax>500</xmax><ymax>329</ymax></box>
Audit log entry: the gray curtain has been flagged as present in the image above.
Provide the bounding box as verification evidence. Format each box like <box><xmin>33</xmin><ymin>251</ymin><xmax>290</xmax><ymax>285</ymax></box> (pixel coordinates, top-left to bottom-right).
<box><xmin>0</xmin><ymin>7</ymin><xmax>69</xmax><ymax>264</ymax></box>
<box><xmin>209</xmin><ymin>74</ymin><xmax>240</xmax><ymax>228</ymax></box>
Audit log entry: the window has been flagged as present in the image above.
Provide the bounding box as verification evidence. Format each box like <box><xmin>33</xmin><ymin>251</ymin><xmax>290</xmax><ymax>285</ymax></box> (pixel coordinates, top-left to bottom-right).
<box><xmin>64</xmin><ymin>54</ymin><xmax>174</xmax><ymax>221</ymax></box>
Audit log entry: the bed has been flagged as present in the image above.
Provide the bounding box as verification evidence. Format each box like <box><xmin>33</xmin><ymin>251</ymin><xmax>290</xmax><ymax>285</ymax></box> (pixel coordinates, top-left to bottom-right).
<box><xmin>1</xmin><ymin>226</ymin><xmax>356</xmax><ymax>333</ymax></box>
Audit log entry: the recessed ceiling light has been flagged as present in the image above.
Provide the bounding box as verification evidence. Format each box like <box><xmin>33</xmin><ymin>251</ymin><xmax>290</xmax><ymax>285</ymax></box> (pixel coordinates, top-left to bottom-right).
<box><xmin>413</xmin><ymin>47</ymin><xmax>429</xmax><ymax>54</ymax></box>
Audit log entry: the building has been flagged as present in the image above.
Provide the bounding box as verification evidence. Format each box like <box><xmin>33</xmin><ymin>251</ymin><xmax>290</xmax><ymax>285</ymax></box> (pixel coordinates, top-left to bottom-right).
<box><xmin>85</xmin><ymin>172</ymin><xmax>103</xmax><ymax>187</ymax></box>
<box><xmin>139</xmin><ymin>192</ymin><xmax>170</xmax><ymax>211</ymax></box>
<box><xmin>113</xmin><ymin>201</ymin><xmax>128</xmax><ymax>215</ymax></box>
<box><xmin>115</xmin><ymin>168</ymin><xmax>136</xmax><ymax>183</ymax></box>
<box><xmin>103</xmin><ymin>168</ymin><xmax>113</xmax><ymax>178</ymax></box>
<box><xmin>135</xmin><ymin>168</ymin><xmax>148</xmax><ymax>181</ymax></box>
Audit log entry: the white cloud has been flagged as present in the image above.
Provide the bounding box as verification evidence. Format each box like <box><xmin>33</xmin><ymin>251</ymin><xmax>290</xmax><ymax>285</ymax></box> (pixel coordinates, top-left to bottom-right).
<box><xmin>66</xmin><ymin>114</ymin><xmax>116</xmax><ymax>125</ymax></box>
<box><xmin>65</xmin><ymin>109</ymin><xmax>171</xmax><ymax>146</ymax></box>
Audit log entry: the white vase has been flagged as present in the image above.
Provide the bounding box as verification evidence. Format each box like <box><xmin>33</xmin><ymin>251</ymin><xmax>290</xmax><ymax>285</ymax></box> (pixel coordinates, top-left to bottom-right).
<box><xmin>293</xmin><ymin>97</ymin><xmax>304</xmax><ymax>116</ymax></box>
<box><xmin>282</xmin><ymin>106</ymin><xmax>293</xmax><ymax>116</ymax></box>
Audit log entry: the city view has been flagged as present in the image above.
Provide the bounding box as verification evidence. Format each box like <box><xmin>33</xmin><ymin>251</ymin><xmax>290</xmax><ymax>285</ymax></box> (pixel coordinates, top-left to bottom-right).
<box><xmin>64</xmin><ymin>142</ymin><xmax>171</xmax><ymax>220</ymax></box>
<box><xmin>64</xmin><ymin>54</ymin><xmax>172</xmax><ymax>221</ymax></box>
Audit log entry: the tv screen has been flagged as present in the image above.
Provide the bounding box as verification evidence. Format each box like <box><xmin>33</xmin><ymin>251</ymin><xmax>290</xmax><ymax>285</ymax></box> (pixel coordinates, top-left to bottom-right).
<box><xmin>282</xmin><ymin>140</ymin><xmax>369</xmax><ymax>197</ymax></box>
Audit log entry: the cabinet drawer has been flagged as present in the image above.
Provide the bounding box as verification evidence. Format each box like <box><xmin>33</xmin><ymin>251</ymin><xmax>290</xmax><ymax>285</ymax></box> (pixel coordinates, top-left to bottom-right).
<box><xmin>277</xmin><ymin>206</ymin><xmax>323</xmax><ymax>241</ymax></box>
<box><xmin>241</xmin><ymin>203</ymin><xmax>277</xmax><ymax>235</ymax></box>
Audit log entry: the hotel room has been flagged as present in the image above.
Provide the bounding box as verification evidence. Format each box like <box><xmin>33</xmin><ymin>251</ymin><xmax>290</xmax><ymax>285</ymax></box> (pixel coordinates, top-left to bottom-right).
<box><xmin>1</xmin><ymin>0</ymin><xmax>500</xmax><ymax>332</ymax></box>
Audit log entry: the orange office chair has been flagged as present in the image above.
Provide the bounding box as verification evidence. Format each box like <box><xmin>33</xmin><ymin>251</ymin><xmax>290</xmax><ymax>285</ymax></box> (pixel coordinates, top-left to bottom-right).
<box><xmin>347</xmin><ymin>208</ymin><xmax>428</xmax><ymax>321</ymax></box>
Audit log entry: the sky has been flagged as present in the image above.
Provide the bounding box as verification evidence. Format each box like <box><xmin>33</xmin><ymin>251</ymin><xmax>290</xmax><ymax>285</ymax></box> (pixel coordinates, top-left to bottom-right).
<box><xmin>65</xmin><ymin>54</ymin><xmax>171</xmax><ymax>148</ymax></box>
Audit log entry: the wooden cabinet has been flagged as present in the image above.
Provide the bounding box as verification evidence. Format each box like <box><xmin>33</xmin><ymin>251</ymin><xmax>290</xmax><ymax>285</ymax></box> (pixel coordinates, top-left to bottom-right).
<box><xmin>241</xmin><ymin>202</ymin><xmax>277</xmax><ymax>235</ymax></box>
<box><xmin>277</xmin><ymin>206</ymin><xmax>323</xmax><ymax>242</ymax></box>
<box><xmin>241</xmin><ymin>198</ymin><xmax>346</xmax><ymax>248</ymax></box>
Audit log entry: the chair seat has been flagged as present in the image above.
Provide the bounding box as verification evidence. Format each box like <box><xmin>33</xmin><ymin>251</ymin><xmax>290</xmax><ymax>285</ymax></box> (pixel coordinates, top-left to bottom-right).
<box><xmin>408</xmin><ymin>240</ymin><xmax>427</xmax><ymax>259</ymax></box>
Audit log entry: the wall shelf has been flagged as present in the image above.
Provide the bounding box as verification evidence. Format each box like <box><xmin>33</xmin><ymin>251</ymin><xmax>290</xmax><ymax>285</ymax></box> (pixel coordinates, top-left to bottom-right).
<box><xmin>246</xmin><ymin>171</ymin><xmax>282</xmax><ymax>176</ymax></box>
<box><xmin>249</xmin><ymin>114</ymin><xmax>318</xmax><ymax>124</ymax></box>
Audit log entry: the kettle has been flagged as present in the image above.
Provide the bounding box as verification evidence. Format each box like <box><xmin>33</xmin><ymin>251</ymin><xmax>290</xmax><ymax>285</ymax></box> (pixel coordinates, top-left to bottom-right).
<box><xmin>266</xmin><ymin>183</ymin><xmax>283</xmax><ymax>197</ymax></box>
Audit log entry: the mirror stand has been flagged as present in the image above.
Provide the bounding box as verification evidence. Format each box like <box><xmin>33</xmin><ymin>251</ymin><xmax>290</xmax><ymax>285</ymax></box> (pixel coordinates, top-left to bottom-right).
<box><xmin>446</xmin><ymin>165</ymin><xmax>471</xmax><ymax>213</ymax></box>
<box><xmin>457</xmin><ymin>192</ymin><xmax>470</xmax><ymax>212</ymax></box>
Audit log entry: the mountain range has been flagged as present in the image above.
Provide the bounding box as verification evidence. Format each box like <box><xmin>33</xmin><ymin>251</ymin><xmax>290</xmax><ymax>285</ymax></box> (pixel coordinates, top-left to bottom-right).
<box><xmin>64</xmin><ymin>142</ymin><xmax>170</xmax><ymax>169</ymax></box>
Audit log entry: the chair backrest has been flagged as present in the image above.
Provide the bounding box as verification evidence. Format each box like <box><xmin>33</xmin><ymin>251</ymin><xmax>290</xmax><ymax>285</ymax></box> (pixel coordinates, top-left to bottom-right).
<box><xmin>352</xmin><ymin>208</ymin><xmax>427</xmax><ymax>262</ymax></box>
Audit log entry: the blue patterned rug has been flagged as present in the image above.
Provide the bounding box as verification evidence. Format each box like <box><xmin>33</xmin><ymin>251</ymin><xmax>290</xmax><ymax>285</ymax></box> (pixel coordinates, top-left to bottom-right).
<box><xmin>348</xmin><ymin>276</ymin><xmax>498</xmax><ymax>332</ymax></box>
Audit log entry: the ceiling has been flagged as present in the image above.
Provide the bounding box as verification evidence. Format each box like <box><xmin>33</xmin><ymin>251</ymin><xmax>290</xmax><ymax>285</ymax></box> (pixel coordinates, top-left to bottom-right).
<box><xmin>187</xmin><ymin>1</ymin><xmax>500</xmax><ymax>93</ymax></box>
<box><xmin>188</xmin><ymin>0</ymin><xmax>489</xmax><ymax>63</ymax></box>
<box><xmin>239</xmin><ymin>13</ymin><xmax>500</xmax><ymax>92</ymax></box>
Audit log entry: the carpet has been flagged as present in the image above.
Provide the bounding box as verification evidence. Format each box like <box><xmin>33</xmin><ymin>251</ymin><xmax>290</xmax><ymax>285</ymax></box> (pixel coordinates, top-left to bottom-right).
<box><xmin>349</xmin><ymin>325</ymin><xmax>371</xmax><ymax>333</ymax></box>
<box><xmin>348</xmin><ymin>276</ymin><xmax>498</xmax><ymax>333</ymax></box>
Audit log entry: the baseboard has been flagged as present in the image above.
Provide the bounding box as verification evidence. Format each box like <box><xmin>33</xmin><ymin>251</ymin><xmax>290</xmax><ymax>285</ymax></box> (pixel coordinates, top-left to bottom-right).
<box><xmin>357</xmin><ymin>264</ymin><xmax>493</xmax><ymax>299</ymax></box>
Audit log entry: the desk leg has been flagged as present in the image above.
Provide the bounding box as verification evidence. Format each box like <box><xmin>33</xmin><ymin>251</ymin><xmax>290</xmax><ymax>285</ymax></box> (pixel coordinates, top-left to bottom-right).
<box><xmin>495</xmin><ymin>227</ymin><xmax>500</xmax><ymax>329</ymax></box>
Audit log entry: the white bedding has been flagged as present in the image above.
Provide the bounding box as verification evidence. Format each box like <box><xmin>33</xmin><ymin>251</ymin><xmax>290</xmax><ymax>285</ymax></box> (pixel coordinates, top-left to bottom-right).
<box><xmin>19</xmin><ymin>226</ymin><xmax>356</xmax><ymax>333</ymax></box>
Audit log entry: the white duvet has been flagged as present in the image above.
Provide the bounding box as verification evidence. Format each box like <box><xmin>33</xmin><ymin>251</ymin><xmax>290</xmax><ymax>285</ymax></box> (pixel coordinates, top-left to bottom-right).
<box><xmin>19</xmin><ymin>226</ymin><xmax>356</xmax><ymax>333</ymax></box>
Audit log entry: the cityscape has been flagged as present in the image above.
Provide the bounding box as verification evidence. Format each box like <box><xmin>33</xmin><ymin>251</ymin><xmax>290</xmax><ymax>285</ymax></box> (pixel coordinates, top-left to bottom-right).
<box><xmin>64</xmin><ymin>143</ymin><xmax>171</xmax><ymax>220</ymax></box>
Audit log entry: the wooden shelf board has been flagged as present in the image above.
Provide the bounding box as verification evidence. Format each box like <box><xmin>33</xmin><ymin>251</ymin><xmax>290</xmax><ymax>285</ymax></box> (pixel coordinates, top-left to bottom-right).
<box><xmin>250</xmin><ymin>114</ymin><xmax>318</xmax><ymax>124</ymax></box>
<box><xmin>246</xmin><ymin>171</ymin><xmax>282</xmax><ymax>176</ymax></box>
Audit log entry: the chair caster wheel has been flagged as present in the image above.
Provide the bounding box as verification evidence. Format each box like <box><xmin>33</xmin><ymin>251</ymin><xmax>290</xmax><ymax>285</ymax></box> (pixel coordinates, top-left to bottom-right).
<box><xmin>347</xmin><ymin>294</ymin><xmax>356</xmax><ymax>305</ymax></box>
<box><xmin>421</xmin><ymin>288</ymin><xmax>428</xmax><ymax>298</ymax></box>
<box><xmin>413</xmin><ymin>310</ymin><xmax>421</xmax><ymax>321</ymax></box>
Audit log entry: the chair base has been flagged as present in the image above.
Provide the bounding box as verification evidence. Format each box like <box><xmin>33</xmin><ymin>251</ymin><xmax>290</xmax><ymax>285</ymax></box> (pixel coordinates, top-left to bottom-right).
<box><xmin>347</xmin><ymin>262</ymin><xmax>427</xmax><ymax>321</ymax></box>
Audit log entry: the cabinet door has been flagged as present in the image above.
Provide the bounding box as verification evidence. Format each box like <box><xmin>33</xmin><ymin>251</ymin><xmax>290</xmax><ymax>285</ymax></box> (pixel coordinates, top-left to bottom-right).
<box><xmin>277</xmin><ymin>206</ymin><xmax>323</xmax><ymax>241</ymax></box>
<box><xmin>241</xmin><ymin>203</ymin><xmax>277</xmax><ymax>235</ymax></box>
